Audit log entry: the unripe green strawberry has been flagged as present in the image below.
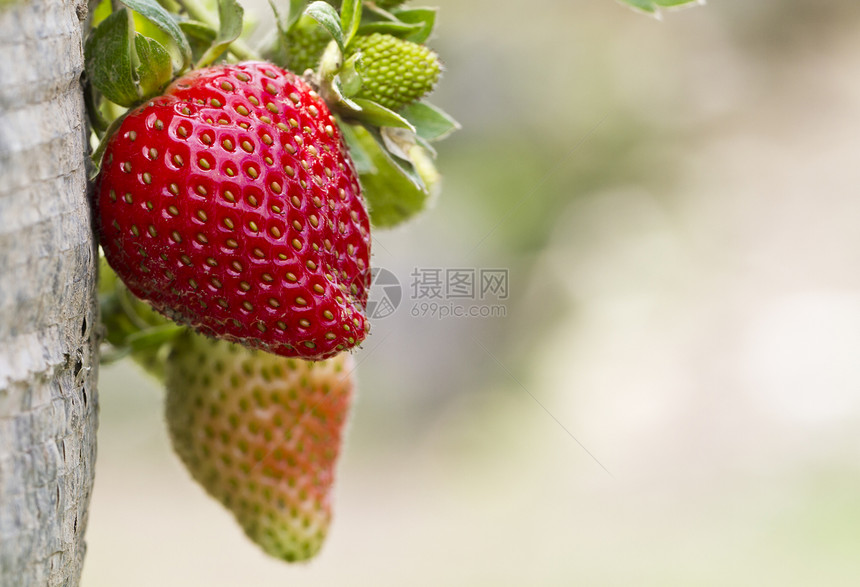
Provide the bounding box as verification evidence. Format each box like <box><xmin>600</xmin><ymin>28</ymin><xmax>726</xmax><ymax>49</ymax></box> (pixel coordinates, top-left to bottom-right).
<box><xmin>165</xmin><ymin>332</ymin><xmax>354</xmax><ymax>562</ymax></box>
<box><xmin>348</xmin><ymin>33</ymin><xmax>441</xmax><ymax>111</ymax></box>
<box><xmin>283</xmin><ymin>15</ymin><xmax>331</xmax><ymax>74</ymax></box>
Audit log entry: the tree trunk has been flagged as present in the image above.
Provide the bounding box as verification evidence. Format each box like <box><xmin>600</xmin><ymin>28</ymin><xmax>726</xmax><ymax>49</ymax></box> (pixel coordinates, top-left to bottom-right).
<box><xmin>0</xmin><ymin>0</ymin><xmax>97</xmax><ymax>584</ymax></box>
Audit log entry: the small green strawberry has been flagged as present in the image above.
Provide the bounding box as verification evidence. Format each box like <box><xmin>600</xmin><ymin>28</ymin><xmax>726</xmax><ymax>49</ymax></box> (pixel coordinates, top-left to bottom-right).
<box><xmin>283</xmin><ymin>15</ymin><xmax>332</xmax><ymax>74</ymax></box>
<box><xmin>165</xmin><ymin>332</ymin><xmax>354</xmax><ymax>562</ymax></box>
<box><xmin>348</xmin><ymin>33</ymin><xmax>441</xmax><ymax>111</ymax></box>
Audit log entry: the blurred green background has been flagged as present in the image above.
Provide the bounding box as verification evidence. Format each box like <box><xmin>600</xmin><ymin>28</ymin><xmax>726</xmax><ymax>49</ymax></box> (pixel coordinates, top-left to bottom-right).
<box><xmin>82</xmin><ymin>0</ymin><xmax>860</xmax><ymax>585</ymax></box>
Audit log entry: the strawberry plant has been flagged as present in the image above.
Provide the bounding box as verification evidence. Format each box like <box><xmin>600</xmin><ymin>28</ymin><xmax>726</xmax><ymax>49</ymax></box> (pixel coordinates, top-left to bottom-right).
<box><xmin>86</xmin><ymin>0</ymin><xmax>458</xmax><ymax>563</ymax></box>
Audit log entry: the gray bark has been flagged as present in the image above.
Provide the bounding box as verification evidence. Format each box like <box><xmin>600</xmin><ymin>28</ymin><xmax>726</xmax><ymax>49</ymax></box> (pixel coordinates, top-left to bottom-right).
<box><xmin>0</xmin><ymin>0</ymin><xmax>98</xmax><ymax>585</ymax></box>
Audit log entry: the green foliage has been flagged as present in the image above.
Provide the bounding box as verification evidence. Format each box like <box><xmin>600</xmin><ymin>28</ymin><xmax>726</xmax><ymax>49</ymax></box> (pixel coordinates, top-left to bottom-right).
<box><xmin>85</xmin><ymin>6</ymin><xmax>186</xmax><ymax>106</ymax></box>
<box><xmin>282</xmin><ymin>0</ymin><xmax>458</xmax><ymax>228</ymax></box>
<box><xmin>121</xmin><ymin>0</ymin><xmax>192</xmax><ymax>66</ymax></box>
<box><xmin>387</xmin><ymin>7</ymin><xmax>435</xmax><ymax>44</ymax></box>
<box><xmin>179</xmin><ymin>21</ymin><xmax>218</xmax><ymax>64</ymax></box>
<box><xmin>371</xmin><ymin>0</ymin><xmax>406</xmax><ymax>9</ymax></box>
<box><xmin>86</xmin><ymin>0</ymin><xmax>459</xmax><ymax>233</ymax></box>
<box><xmin>340</xmin><ymin>0</ymin><xmax>362</xmax><ymax>46</ymax></box>
<box><xmin>285</xmin><ymin>0</ymin><xmax>308</xmax><ymax>29</ymax></box>
<box><xmin>305</xmin><ymin>1</ymin><xmax>346</xmax><ymax>52</ymax></box>
<box><xmin>358</xmin><ymin>7</ymin><xmax>436</xmax><ymax>43</ymax></box>
<box><xmin>85</xmin><ymin>10</ymin><xmax>140</xmax><ymax>107</ymax></box>
<box><xmin>342</xmin><ymin>124</ymin><xmax>430</xmax><ymax>228</ymax></box>
<box><xmin>134</xmin><ymin>34</ymin><xmax>173</xmax><ymax>97</ymax></box>
<box><xmin>99</xmin><ymin>258</ymin><xmax>180</xmax><ymax>380</ymax></box>
<box><xmin>196</xmin><ymin>0</ymin><xmax>245</xmax><ymax>66</ymax></box>
<box><xmin>618</xmin><ymin>0</ymin><xmax>701</xmax><ymax>15</ymax></box>
<box><xmin>400</xmin><ymin>101</ymin><xmax>460</xmax><ymax>142</ymax></box>
<box><xmin>350</xmin><ymin>98</ymin><xmax>414</xmax><ymax>130</ymax></box>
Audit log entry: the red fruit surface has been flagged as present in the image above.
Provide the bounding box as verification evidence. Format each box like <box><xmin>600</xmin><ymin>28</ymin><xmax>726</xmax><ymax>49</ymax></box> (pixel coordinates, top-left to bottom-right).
<box><xmin>97</xmin><ymin>62</ymin><xmax>371</xmax><ymax>360</ymax></box>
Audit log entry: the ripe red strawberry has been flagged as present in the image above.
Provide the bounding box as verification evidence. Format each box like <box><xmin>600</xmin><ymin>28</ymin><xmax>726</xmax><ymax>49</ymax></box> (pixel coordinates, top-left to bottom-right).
<box><xmin>96</xmin><ymin>62</ymin><xmax>371</xmax><ymax>360</ymax></box>
<box><xmin>165</xmin><ymin>332</ymin><xmax>354</xmax><ymax>562</ymax></box>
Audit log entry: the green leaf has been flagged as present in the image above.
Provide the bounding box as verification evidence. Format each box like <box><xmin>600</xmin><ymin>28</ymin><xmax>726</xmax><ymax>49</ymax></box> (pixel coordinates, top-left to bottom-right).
<box><xmin>618</xmin><ymin>0</ymin><xmax>702</xmax><ymax>15</ymax></box>
<box><xmin>379</xmin><ymin>125</ymin><xmax>414</xmax><ymax>161</ymax></box>
<box><xmin>217</xmin><ymin>0</ymin><xmax>245</xmax><ymax>41</ymax></box>
<box><xmin>305</xmin><ymin>1</ymin><xmax>345</xmax><ymax>53</ymax></box>
<box><xmin>286</xmin><ymin>0</ymin><xmax>306</xmax><ymax>30</ymax></box>
<box><xmin>92</xmin><ymin>0</ymin><xmax>112</xmax><ymax>27</ymax></box>
<box><xmin>356</xmin><ymin>20</ymin><xmax>423</xmax><ymax>38</ymax></box>
<box><xmin>85</xmin><ymin>9</ymin><xmax>140</xmax><ymax>107</ymax></box>
<box><xmin>330</xmin><ymin>77</ymin><xmax>363</xmax><ymax>111</ymax></box>
<box><xmin>341</xmin><ymin>0</ymin><xmax>362</xmax><ymax>46</ymax></box>
<box><xmin>179</xmin><ymin>20</ymin><xmax>217</xmax><ymax>63</ymax></box>
<box><xmin>134</xmin><ymin>34</ymin><xmax>173</xmax><ymax>98</ymax></box>
<box><xmin>413</xmin><ymin>133</ymin><xmax>437</xmax><ymax>158</ymax></box>
<box><xmin>196</xmin><ymin>0</ymin><xmax>244</xmax><ymax>67</ymax></box>
<box><xmin>338</xmin><ymin>52</ymin><xmax>363</xmax><ymax>97</ymax></box>
<box><xmin>346</xmin><ymin>125</ymin><xmax>430</xmax><ymax>228</ymax></box>
<box><xmin>362</xmin><ymin>125</ymin><xmax>424</xmax><ymax>190</ymax></box>
<box><xmin>339</xmin><ymin>122</ymin><xmax>375</xmax><ymax>174</ymax></box>
<box><xmin>179</xmin><ymin>20</ymin><xmax>218</xmax><ymax>41</ymax></box>
<box><xmin>132</xmin><ymin>11</ymin><xmax>183</xmax><ymax>69</ymax></box>
<box><xmin>122</xmin><ymin>0</ymin><xmax>192</xmax><ymax>67</ymax></box>
<box><xmin>350</xmin><ymin>98</ymin><xmax>415</xmax><ymax>131</ymax></box>
<box><xmin>390</xmin><ymin>7</ymin><xmax>436</xmax><ymax>43</ymax></box>
<box><xmin>400</xmin><ymin>101</ymin><xmax>461</xmax><ymax>142</ymax></box>
<box><xmin>368</xmin><ymin>126</ymin><xmax>442</xmax><ymax>198</ymax></box>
